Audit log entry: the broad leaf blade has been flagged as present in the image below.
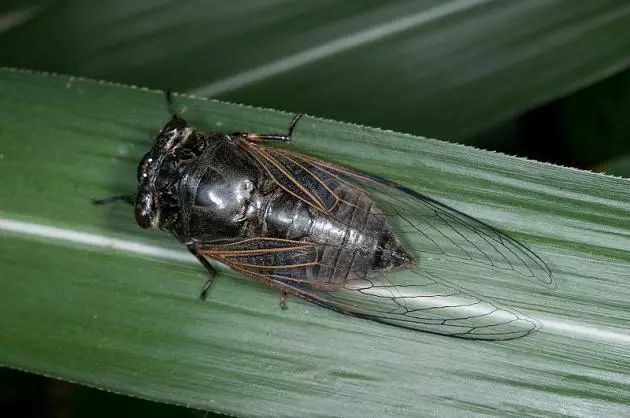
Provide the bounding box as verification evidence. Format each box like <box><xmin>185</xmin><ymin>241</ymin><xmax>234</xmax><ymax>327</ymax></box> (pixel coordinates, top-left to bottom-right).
<box><xmin>1</xmin><ymin>68</ymin><xmax>630</xmax><ymax>416</ymax></box>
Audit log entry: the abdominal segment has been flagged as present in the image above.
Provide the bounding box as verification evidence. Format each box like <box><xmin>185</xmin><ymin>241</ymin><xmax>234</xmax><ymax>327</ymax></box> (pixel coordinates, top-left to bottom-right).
<box><xmin>264</xmin><ymin>183</ymin><xmax>413</xmax><ymax>286</ymax></box>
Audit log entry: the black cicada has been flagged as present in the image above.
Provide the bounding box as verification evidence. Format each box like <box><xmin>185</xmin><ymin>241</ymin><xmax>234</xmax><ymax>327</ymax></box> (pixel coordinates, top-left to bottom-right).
<box><xmin>101</xmin><ymin>108</ymin><xmax>552</xmax><ymax>340</ymax></box>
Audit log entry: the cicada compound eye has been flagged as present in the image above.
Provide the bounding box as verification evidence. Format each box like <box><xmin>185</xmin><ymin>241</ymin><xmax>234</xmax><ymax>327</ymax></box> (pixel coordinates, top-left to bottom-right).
<box><xmin>137</xmin><ymin>152</ymin><xmax>153</xmax><ymax>183</ymax></box>
<box><xmin>161</xmin><ymin>117</ymin><xmax>188</xmax><ymax>136</ymax></box>
<box><xmin>134</xmin><ymin>191</ymin><xmax>154</xmax><ymax>229</ymax></box>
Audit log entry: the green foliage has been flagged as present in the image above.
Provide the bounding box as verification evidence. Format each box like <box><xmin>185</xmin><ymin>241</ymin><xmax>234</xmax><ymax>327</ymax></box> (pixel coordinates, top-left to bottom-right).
<box><xmin>2</xmin><ymin>0</ymin><xmax>630</xmax><ymax>139</ymax></box>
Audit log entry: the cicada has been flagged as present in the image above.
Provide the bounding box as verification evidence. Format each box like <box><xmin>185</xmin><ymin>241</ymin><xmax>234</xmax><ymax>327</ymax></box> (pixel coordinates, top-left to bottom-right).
<box><xmin>101</xmin><ymin>109</ymin><xmax>552</xmax><ymax>340</ymax></box>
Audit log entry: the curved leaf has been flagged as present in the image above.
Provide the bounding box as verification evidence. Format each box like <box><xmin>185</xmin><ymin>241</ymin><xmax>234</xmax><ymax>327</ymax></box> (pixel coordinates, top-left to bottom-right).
<box><xmin>1</xmin><ymin>68</ymin><xmax>630</xmax><ymax>416</ymax></box>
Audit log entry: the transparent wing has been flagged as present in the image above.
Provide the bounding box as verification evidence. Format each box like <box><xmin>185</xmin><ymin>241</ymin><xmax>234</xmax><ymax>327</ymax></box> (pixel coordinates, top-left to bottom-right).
<box><xmin>277</xmin><ymin>268</ymin><xmax>542</xmax><ymax>340</ymax></box>
<box><xmin>202</xmin><ymin>237</ymin><xmax>540</xmax><ymax>340</ymax></box>
<box><xmin>227</xmin><ymin>142</ymin><xmax>553</xmax><ymax>339</ymax></box>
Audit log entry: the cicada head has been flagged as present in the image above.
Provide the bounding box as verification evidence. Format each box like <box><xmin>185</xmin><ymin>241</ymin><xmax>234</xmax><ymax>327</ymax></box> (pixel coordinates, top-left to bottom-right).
<box><xmin>134</xmin><ymin>117</ymin><xmax>194</xmax><ymax>231</ymax></box>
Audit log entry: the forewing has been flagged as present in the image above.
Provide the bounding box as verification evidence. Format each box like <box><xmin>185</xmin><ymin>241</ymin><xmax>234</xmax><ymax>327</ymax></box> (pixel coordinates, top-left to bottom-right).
<box><xmin>205</xmin><ymin>238</ymin><xmax>540</xmax><ymax>339</ymax></box>
<box><xmin>279</xmin><ymin>268</ymin><xmax>540</xmax><ymax>340</ymax></box>
<box><xmin>229</xmin><ymin>143</ymin><xmax>552</xmax><ymax>339</ymax></box>
<box><xmin>240</xmin><ymin>144</ymin><xmax>552</xmax><ymax>286</ymax></box>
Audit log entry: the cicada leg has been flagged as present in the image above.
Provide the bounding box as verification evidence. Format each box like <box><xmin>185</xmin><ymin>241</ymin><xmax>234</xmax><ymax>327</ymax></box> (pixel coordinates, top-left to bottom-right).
<box><xmin>240</xmin><ymin>113</ymin><xmax>303</xmax><ymax>143</ymax></box>
<box><xmin>279</xmin><ymin>289</ymin><xmax>289</xmax><ymax>310</ymax></box>
<box><xmin>187</xmin><ymin>243</ymin><xmax>218</xmax><ymax>300</ymax></box>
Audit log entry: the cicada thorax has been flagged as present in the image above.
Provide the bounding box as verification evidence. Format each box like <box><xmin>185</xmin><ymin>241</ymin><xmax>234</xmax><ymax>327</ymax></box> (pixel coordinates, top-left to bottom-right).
<box><xmin>158</xmin><ymin>135</ymin><xmax>266</xmax><ymax>243</ymax></box>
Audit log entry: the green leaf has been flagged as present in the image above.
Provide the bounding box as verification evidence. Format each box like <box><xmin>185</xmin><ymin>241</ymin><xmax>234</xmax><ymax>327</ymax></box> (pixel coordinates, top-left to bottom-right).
<box><xmin>1</xmin><ymin>0</ymin><xmax>630</xmax><ymax>139</ymax></box>
<box><xmin>1</xmin><ymin>67</ymin><xmax>630</xmax><ymax>416</ymax></box>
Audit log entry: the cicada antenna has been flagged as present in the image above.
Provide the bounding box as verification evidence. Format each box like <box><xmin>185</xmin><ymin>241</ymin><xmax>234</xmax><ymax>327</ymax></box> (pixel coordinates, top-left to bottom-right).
<box><xmin>165</xmin><ymin>88</ymin><xmax>180</xmax><ymax>121</ymax></box>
